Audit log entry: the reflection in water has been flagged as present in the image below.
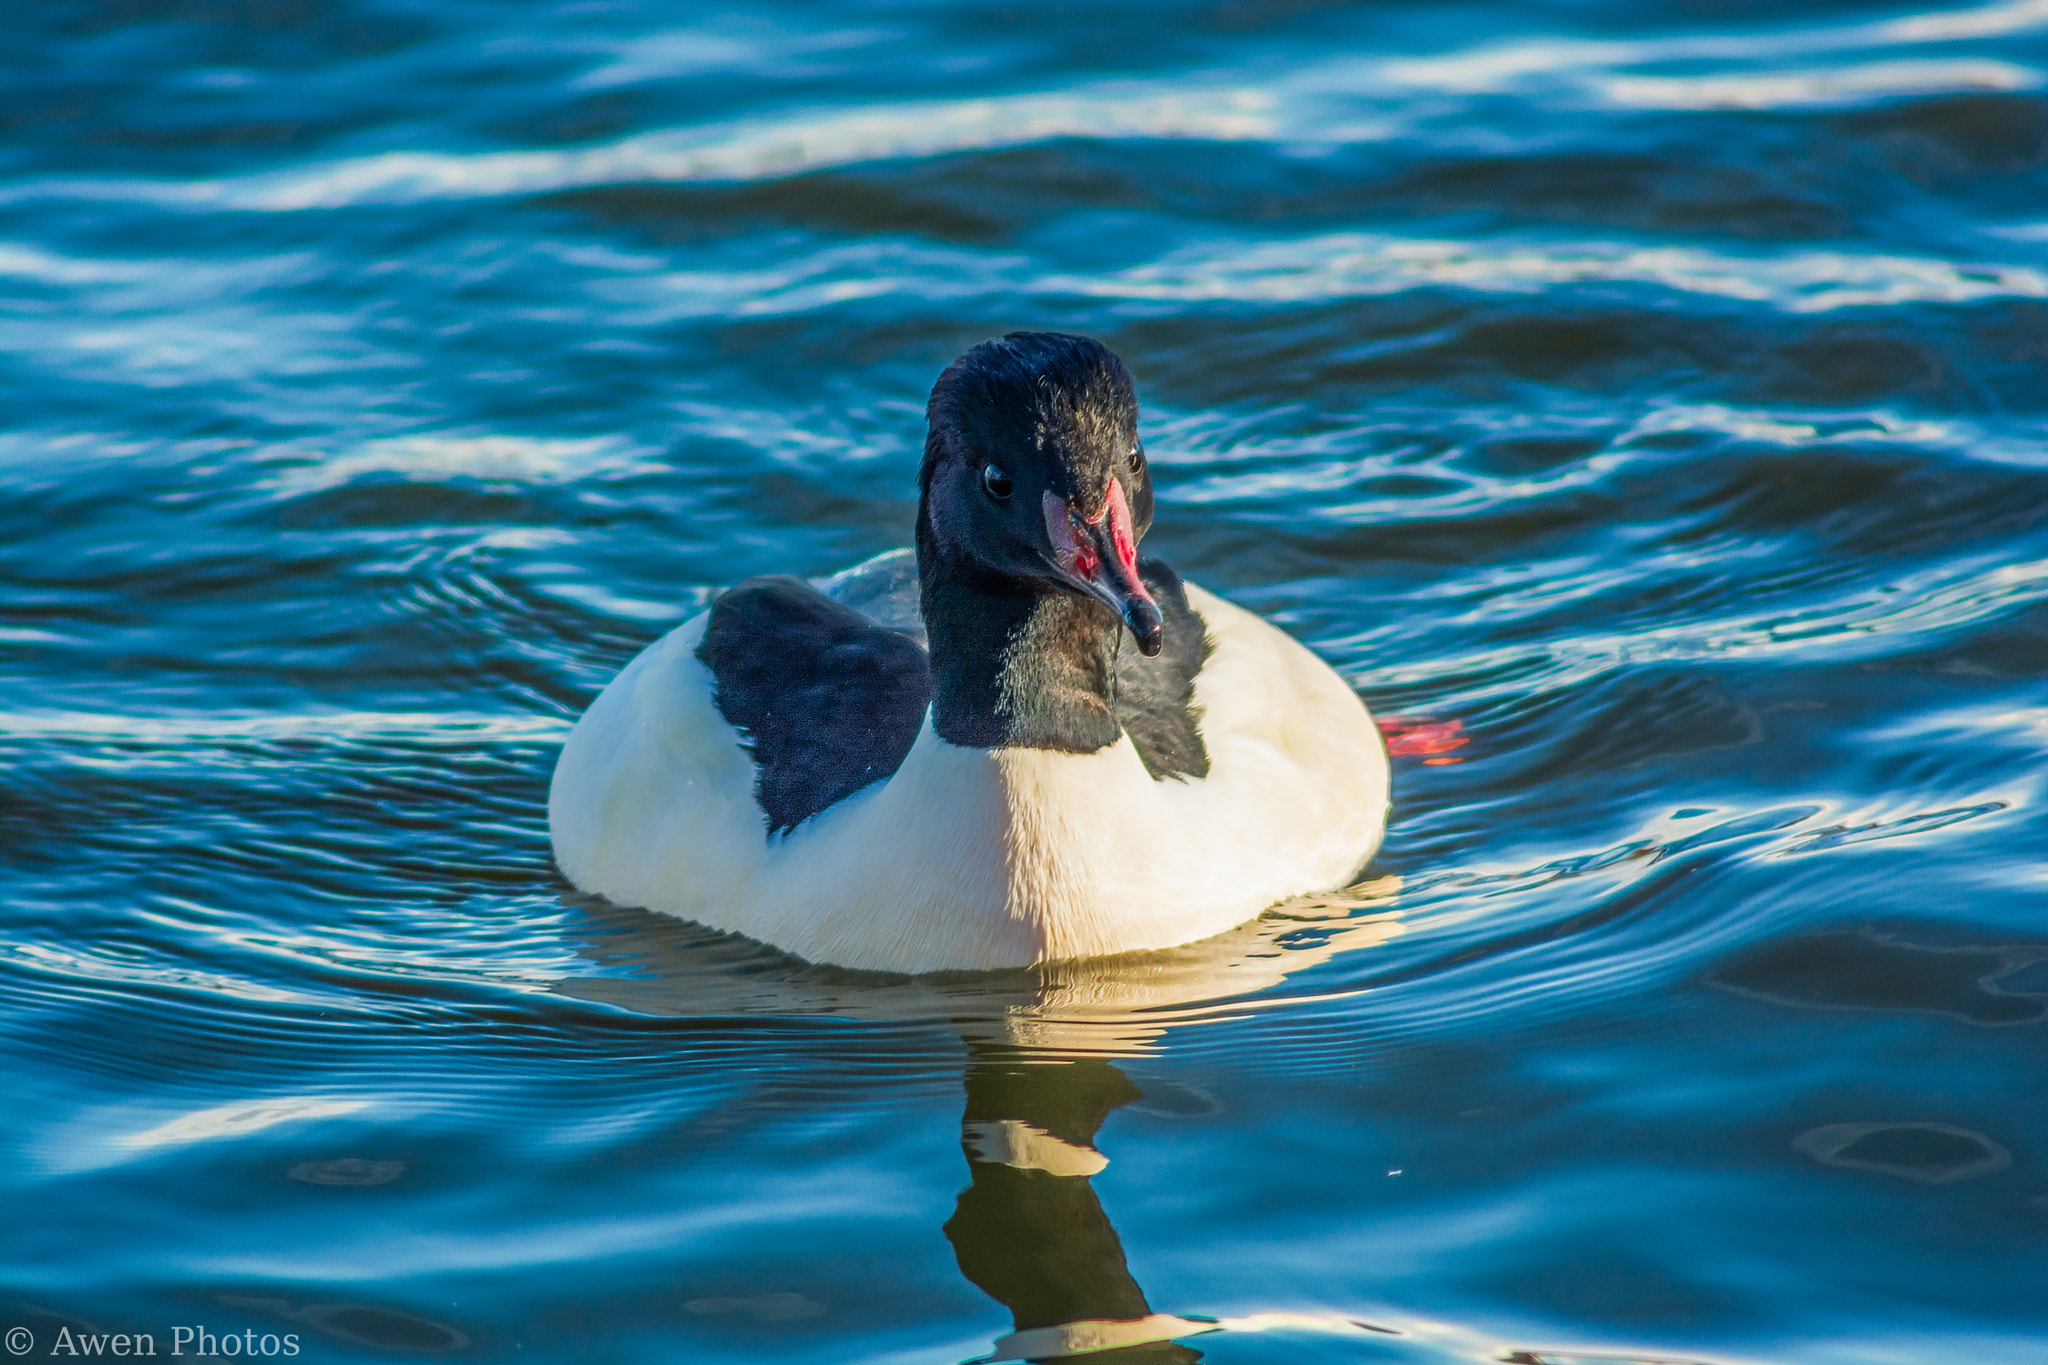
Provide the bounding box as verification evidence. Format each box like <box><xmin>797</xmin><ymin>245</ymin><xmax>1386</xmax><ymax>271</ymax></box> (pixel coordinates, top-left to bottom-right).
<box><xmin>948</xmin><ymin>1048</ymin><xmax>1205</xmax><ymax>1364</ymax></box>
<box><xmin>555</xmin><ymin>891</ymin><xmax>1718</xmax><ymax>1364</ymax></box>
<box><xmin>554</xmin><ymin>877</ymin><xmax>1404</xmax><ymax>1056</ymax></box>
<box><xmin>555</xmin><ymin>886</ymin><xmax>1405</xmax><ymax>1359</ymax></box>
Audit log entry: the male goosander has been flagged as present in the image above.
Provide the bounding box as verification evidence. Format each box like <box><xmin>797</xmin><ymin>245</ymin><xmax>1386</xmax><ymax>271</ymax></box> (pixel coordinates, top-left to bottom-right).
<box><xmin>548</xmin><ymin>332</ymin><xmax>1389</xmax><ymax>974</ymax></box>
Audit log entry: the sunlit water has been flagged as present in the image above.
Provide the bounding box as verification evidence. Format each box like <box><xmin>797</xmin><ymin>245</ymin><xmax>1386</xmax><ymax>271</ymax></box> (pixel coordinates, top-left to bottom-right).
<box><xmin>6</xmin><ymin>0</ymin><xmax>2048</xmax><ymax>1361</ymax></box>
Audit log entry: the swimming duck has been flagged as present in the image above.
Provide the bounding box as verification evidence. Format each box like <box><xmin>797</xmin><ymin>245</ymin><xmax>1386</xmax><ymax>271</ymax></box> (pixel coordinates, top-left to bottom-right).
<box><xmin>548</xmin><ymin>332</ymin><xmax>1389</xmax><ymax>974</ymax></box>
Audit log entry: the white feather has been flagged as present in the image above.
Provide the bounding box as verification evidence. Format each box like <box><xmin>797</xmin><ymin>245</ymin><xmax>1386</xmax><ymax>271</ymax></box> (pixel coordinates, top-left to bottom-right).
<box><xmin>548</xmin><ymin>578</ymin><xmax>1389</xmax><ymax>974</ymax></box>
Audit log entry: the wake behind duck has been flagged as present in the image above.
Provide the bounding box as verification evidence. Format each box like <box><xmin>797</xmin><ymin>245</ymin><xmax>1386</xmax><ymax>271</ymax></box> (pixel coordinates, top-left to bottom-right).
<box><xmin>549</xmin><ymin>332</ymin><xmax>1389</xmax><ymax>973</ymax></box>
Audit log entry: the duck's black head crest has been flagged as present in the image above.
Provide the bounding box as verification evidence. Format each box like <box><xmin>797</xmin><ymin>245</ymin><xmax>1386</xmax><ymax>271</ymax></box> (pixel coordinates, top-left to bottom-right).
<box><xmin>922</xmin><ymin>332</ymin><xmax>1142</xmax><ymax>520</ymax></box>
<box><xmin>917</xmin><ymin>331</ymin><xmax>1161</xmax><ymax>655</ymax></box>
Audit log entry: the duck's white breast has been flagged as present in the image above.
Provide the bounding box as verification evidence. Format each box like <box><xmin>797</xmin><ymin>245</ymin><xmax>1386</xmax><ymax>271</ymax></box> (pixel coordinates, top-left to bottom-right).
<box><xmin>548</xmin><ymin>580</ymin><xmax>1389</xmax><ymax>973</ymax></box>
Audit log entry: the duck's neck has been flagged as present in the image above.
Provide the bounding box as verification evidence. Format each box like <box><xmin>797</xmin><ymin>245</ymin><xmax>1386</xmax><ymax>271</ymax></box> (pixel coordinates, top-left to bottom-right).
<box><xmin>919</xmin><ymin>553</ymin><xmax>1124</xmax><ymax>755</ymax></box>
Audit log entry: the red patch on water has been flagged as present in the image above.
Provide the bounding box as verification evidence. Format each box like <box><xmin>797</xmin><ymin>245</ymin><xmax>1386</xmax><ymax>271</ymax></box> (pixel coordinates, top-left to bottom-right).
<box><xmin>1377</xmin><ymin>717</ymin><xmax>1467</xmax><ymax>764</ymax></box>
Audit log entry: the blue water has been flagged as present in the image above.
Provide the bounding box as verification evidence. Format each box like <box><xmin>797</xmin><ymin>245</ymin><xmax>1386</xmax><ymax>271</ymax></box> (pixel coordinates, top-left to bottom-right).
<box><xmin>7</xmin><ymin>0</ymin><xmax>2048</xmax><ymax>1361</ymax></box>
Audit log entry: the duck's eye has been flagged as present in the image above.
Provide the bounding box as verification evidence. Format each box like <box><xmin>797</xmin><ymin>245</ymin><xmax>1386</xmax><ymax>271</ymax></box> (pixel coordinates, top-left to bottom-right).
<box><xmin>1128</xmin><ymin>443</ymin><xmax>1145</xmax><ymax>473</ymax></box>
<box><xmin>982</xmin><ymin>464</ymin><xmax>1013</xmax><ymax>500</ymax></box>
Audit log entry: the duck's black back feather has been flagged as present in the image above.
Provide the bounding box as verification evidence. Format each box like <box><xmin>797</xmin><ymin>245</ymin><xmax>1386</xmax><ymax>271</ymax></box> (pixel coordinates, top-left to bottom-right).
<box><xmin>699</xmin><ymin>577</ymin><xmax>932</xmax><ymax>836</ymax></box>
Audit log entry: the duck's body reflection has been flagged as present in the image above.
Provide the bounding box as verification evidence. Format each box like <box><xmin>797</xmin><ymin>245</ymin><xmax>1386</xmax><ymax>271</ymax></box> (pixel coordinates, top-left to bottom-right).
<box><xmin>555</xmin><ymin>882</ymin><xmax>1402</xmax><ymax>1360</ymax></box>
<box><xmin>949</xmin><ymin>1050</ymin><xmax>1202</xmax><ymax>1363</ymax></box>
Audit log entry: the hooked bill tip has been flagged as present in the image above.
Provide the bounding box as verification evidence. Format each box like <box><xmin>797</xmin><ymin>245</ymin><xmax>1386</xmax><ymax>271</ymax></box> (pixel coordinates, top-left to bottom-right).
<box><xmin>1124</xmin><ymin>598</ymin><xmax>1165</xmax><ymax>656</ymax></box>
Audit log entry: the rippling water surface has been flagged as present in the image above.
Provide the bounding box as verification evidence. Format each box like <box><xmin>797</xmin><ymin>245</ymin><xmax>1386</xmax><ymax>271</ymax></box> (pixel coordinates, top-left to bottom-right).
<box><xmin>7</xmin><ymin>0</ymin><xmax>2048</xmax><ymax>1360</ymax></box>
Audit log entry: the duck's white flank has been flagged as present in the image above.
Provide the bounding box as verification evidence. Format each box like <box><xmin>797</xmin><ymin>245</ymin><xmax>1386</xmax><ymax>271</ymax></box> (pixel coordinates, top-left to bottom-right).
<box><xmin>548</xmin><ymin>583</ymin><xmax>1389</xmax><ymax>974</ymax></box>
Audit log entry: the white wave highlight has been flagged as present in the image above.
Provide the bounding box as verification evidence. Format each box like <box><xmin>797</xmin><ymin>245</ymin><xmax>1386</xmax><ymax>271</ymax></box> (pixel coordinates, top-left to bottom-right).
<box><xmin>1880</xmin><ymin>0</ymin><xmax>2048</xmax><ymax>42</ymax></box>
<box><xmin>1623</xmin><ymin>404</ymin><xmax>1965</xmax><ymax>449</ymax></box>
<box><xmin>0</xmin><ymin>243</ymin><xmax>156</xmax><ymax>284</ymax></box>
<box><xmin>0</xmin><ymin>709</ymin><xmax>570</xmax><ymax>746</ymax></box>
<box><xmin>1377</xmin><ymin>0</ymin><xmax>2048</xmax><ymax>94</ymax></box>
<box><xmin>572</xmin><ymin>24</ymin><xmax>892</xmax><ymax>90</ymax></box>
<box><xmin>1603</xmin><ymin>57</ymin><xmax>2039</xmax><ymax>108</ymax></box>
<box><xmin>266</xmin><ymin>434</ymin><xmax>661</xmax><ymax>492</ymax></box>
<box><xmin>122</xmin><ymin>1097</ymin><xmax>371</xmax><ymax>1148</ymax></box>
<box><xmin>1066</xmin><ymin>235</ymin><xmax>2048</xmax><ymax>312</ymax></box>
<box><xmin>193</xmin><ymin>89</ymin><xmax>1275</xmax><ymax>210</ymax></box>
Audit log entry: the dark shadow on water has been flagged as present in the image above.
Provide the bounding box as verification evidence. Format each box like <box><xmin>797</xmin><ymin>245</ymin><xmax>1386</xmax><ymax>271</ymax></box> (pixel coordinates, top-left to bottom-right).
<box><xmin>1710</xmin><ymin>930</ymin><xmax>2048</xmax><ymax>1025</ymax></box>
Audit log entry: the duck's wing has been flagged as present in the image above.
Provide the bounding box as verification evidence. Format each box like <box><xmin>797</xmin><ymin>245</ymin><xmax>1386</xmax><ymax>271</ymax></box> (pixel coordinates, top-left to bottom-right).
<box><xmin>814</xmin><ymin>547</ymin><xmax>925</xmax><ymax>646</ymax></box>
<box><xmin>1113</xmin><ymin>558</ymin><xmax>1213</xmax><ymax>781</ymax></box>
<box><xmin>697</xmin><ymin>575</ymin><xmax>932</xmax><ymax>836</ymax></box>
